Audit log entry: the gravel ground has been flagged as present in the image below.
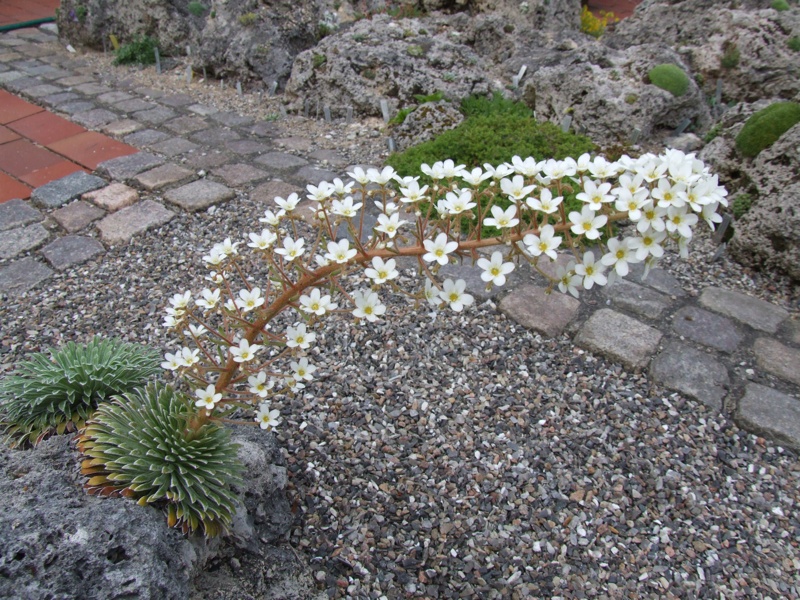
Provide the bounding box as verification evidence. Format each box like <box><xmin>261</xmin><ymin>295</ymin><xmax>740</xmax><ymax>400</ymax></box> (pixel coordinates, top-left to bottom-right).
<box><xmin>3</xmin><ymin>46</ymin><xmax>800</xmax><ymax>599</ymax></box>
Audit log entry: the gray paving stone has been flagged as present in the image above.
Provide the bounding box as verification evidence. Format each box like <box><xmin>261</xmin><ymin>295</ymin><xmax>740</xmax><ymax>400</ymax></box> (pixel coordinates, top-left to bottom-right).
<box><xmin>150</xmin><ymin>137</ymin><xmax>200</xmax><ymax>157</ymax></box>
<box><xmin>212</xmin><ymin>163</ymin><xmax>270</xmax><ymax>186</ymax></box>
<box><xmin>133</xmin><ymin>106</ymin><xmax>176</xmax><ymax>124</ymax></box>
<box><xmin>210</xmin><ymin>111</ymin><xmax>253</xmax><ymax>127</ymax></box>
<box><xmin>25</xmin><ymin>65</ymin><xmax>60</xmax><ymax>77</ymax></box>
<box><xmin>55</xmin><ymin>100</ymin><xmax>95</xmax><ymax>114</ymax></box>
<box><xmin>575</xmin><ymin>308</ymin><xmax>662</xmax><ymax>370</ymax></box>
<box><xmin>255</xmin><ymin>152</ymin><xmax>309</xmax><ymax>172</ymax></box>
<box><xmin>164</xmin><ymin>180</ymin><xmax>236</xmax><ymax>211</ymax></box>
<box><xmin>650</xmin><ymin>340</ymin><xmax>730</xmax><ymax>410</ymax></box>
<box><xmin>190</xmin><ymin>128</ymin><xmax>240</xmax><ymax>145</ymax></box>
<box><xmin>293</xmin><ymin>166</ymin><xmax>339</xmax><ymax>186</ymax></box>
<box><xmin>134</xmin><ymin>164</ymin><xmax>195</xmax><ymax>191</ymax></box>
<box><xmin>249</xmin><ymin>121</ymin><xmax>282</xmax><ymax>137</ymax></box>
<box><xmin>0</xmin><ymin>199</ymin><xmax>42</xmax><ymax>232</ymax></box>
<box><xmin>0</xmin><ymin>71</ymin><xmax>24</xmax><ymax>84</ymax></box>
<box><xmin>600</xmin><ymin>279</ymin><xmax>672</xmax><ymax>320</ymax></box>
<box><xmin>672</xmin><ymin>305</ymin><xmax>742</xmax><ymax>353</ymax></box>
<box><xmin>124</xmin><ymin>129</ymin><xmax>170</xmax><ymax>147</ymax></box>
<box><xmin>96</xmin><ymin>200</ymin><xmax>175</xmax><ymax>246</ymax></box>
<box><xmin>499</xmin><ymin>284</ymin><xmax>580</xmax><ymax>337</ymax></box>
<box><xmin>187</xmin><ymin>103</ymin><xmax>218</xmax><ymax>116</ymax></box>
<box><xmin>627</xmin><ymin>264</ymin><xmax>687</xmax><ymax>298</ymax></box>
<box><xmin>82</xmin><ymin>183</ymin><xmax>139</xmax><ymax>212</ymax></box>
<box><xmin>56</xmin><ymin>74</ymin><xmax>95</xmax><ymax>86</ymax></box>
<box><xmin>275</xmin><ymin>137</ymin><xmax>313</xmax><ymax>152</ymax></box>
<box><xmin>137</xmin><ymin>87</ymin><xmax>165</xmax><ymax>99</ymax></box>
<box><xmin>41</xmin><ymin>235</ymin><xmax>105</xmax><ymax>270</ymax></box>
<box><xmin>309</xmin><ymin>149</ymin><xmax>349</xmax><ymax>168</ymax></box>
<box><xmin>72</xmin><ymin>108</ymin><xmax>119</xmax><ymax>128</ymax></box>
<box><xmin>251</xmin><ymin>180</ymin><xmax>302</xmax><ymax>204</ymax></box>
<box><xmin>114</xmin><ymin>98</ymin><xmax>157</xmax><ymax>113</ymax></box>
<box><xmin>163</xmin><ymin>115</ymin><xmax>209</xmax><ymax>135</ymax></box>
<box><xmin>0</xmin><ymin>223</ymin><xmax>49</xmax><ymax>259</ymax></box>
<box><xmin>225</xmin><ymin>139</ymin><xmax>271</xmax><ymax>155</ymax></box>
<box><xmin>37</xmin><ymin>68</ymin><xmax>73</xmax><ymax>81</ymax></box>
<box><xmin>783</xmin><ymin>320</ymin><xmax>800</xmax><ymax>346</ymax></box>
<box><xmin>73</xmin><ymin>82</ymin><xmax>111</xmax><ymax>96</ymax></box>
<box><xmin>699</xmin><ymin>287</ymin><xmax>789</xmax><ymax>334</ymax></box>
<box><xmin>5</xmin><ymin>76</ymin><xmax>42</xmax><ymax>91</ymax></box>
<box><xmin>43</xmin><ymin>91</ymin><xmax>79</xmax><ymax>105</ymax></box>
<box><xmin>159</xmin><ymin>93</ymin><xmax>196</xmax><ymax>108</ymax></box>
<box><xmin>23</xmin><ymin>83</ymin><xmax>62</xmax><ymax>98</ymax></box>
<box><xmin>0</xmin><ymin>257</ymin><xmax>53</xmax><ymax>296</ymax></box>
<box><xmin>754</xmin><ymin>338</ymin><xmax>800</xmax><ymax>387</ymax></box>
<box><xmin>97</xmin><ymin>91</ymin><xmax>134</xmax><ymax>105</ymax></box>
<box><xmin>184</xmin><ymin>152</ymin><xmax>232</xmax><ymax>170</ymax></box>
<box><xmin>52</xmin><ymin>200</ymin><xmax>105</xmax><ymax>233</ymax></box>
<box><xmin>31</xmin><ymin>171</ymin><xmax>106</xmax><ymax>208</ymax></box>
<box><xmin>103</xmin><ymin>119</ymin><xmax>142</xmax><ymax>136</ymax></box>
<box><xmin>97</xmin><ymin>152</ymin><xmax>164</xmax><ymax>180</ymax></box>
<box><xmin>737</xmin><ymin>383</ymin><xmax>800</xmax><ymax>451</ymax></box>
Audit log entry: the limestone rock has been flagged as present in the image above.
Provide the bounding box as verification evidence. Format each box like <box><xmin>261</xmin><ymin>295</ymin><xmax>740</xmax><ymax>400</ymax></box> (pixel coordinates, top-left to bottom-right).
<box><xmin>391</xmin><ymin>100</ymin><xmax>464</xmax><ymax>151</ymax></box>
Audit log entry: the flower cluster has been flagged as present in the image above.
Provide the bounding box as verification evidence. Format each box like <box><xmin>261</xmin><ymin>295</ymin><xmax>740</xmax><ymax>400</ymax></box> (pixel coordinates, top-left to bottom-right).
<box><xmin>160</xmin><ymin>150</ymin><xmax>726</xmax><ymax>433</ymax></box>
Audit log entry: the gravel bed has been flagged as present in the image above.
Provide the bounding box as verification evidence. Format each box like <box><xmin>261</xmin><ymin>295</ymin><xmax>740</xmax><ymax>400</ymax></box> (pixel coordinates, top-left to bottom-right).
<box><xmin>3</xmin><ymin>42</ymin><xmax>799</xmax><ymax>598</ymax></box>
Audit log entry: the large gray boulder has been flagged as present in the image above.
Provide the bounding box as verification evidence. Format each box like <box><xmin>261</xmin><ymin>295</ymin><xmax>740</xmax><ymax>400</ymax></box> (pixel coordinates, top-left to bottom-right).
<box><xmin>0</xmin><ymin>427</ymin><xmax>298</xmax><ymax>599</ymax></box>
<box><xmin>608</xmin><ymin>0</ymin><xmax>800</xmax><ymax>104</ymax></box>
<box><xmin>285</xmin><ymin>14</ymin><xmax>494</xmax><ymax>118</ymax></box>
<box><xmin>417</xmin><ymin>0</ymin><xmax>581</xmax><ymax>30</ymax></box>
<box><xmin>727</xmin><ymin>123</ymin><xmax>800</xmax><ymax>282</ymax></box>
<box><xmin>516</xmin><ymin>40</ymin><xmax>711</xmax><ymax>147</ymax></box>
<box><xmin>390</xmin><ymin>99</ymin><xmax>465</xmax><ymax>151</ymax></box>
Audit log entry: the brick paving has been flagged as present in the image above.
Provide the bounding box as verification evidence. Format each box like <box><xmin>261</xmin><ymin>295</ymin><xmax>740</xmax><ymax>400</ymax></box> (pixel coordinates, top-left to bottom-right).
<box><xmin>0</xmin><ymin>23</ymin><xmax>799</xmax><ymax>455</ymax></box>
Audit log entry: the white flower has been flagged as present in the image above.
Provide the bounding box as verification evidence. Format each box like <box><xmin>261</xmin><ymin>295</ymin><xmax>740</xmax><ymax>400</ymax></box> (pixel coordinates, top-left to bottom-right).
<box><xmin>286</xmin><ymin>323</ymin><xmax>316</xmax><ymax>349</ymax></box>
<box><xmin>162</xmin><ymin>315</ymin><xmax>178</xmax><ymax>329</ymax></box>
<box><xmin>203</xmin><ymin>246</ymin><xmax>226</xmax><ymax>266</ymax></box>
<box><xmin>195</xmin><ymin>384</ymin><xmax>222</xmax><ymax>411</ymax></box>
<box><xmin>636</xmin><ymin>203</ymin><xmax>667</xmax><ymax>233</ymax></box>
<box><xmin>540</xmin><ymin>158</ymin><xmax>576</xmax><ymax>180</ymax></box>
<box><xmin>331</xmin><ymin>196</ymin><xmax>363</xmax><ymax>218</ymax></box>
<box><xmin>299</xmin><ymin>288</ymin><xmax>337</xmax><ymax>315</ymax></box>
<box><xmin>629</xmin><ymin>230</ymin><xmax>667</xmax><ymax>260</ymax></box>
<box><xmin>421</xmin><ymin>162</ymin><xmax>445</xmax><ymax>180</ymax></box>
<box><xmin>223</xmin><ymin>299</ymin><xmax>237</xmax><ymax>312</ymax></box>
<box><xmin>305</xmin><ymin>183</ymin><xmax>333</xmax><ymax>203</ymax></box>
<box><xmin>248</xmin><ymin>229</ymin><xmax>278</xmax><ymax>250</ymax></box>
<box><xmin>195</xmin><ymin>288</ymin><xmax>221</xmax><ymax>311</ymax></box>
<box><xmin>169</xmin><ymin>291</ymin><xmax>191</xmax><ymax>312</ymax></box>
<box><xmin>574</xmin><ymin>251</ymin><xmax>607</xmax><ymax>289</ymax></box>
<box><xmin>511</xmin><ymin>155</ymin><xmax>539</xmax><ymax>177</ymax></box>
<box><xmin>275</xmin><ymin>192</ymin><xmax>301</xmax><ymax>212</ymax></box>
<box><xmin>399</xmin><ymin>179</ymin><xmax>429</xmax><ymax>203</ymax></box>
<box><xmin>255</xmin><ymin>403</ymin><xmax>281</xmax><ymax>431</ymax></box>
<box><xmin>523</xmin><ymin>224</ymin><xmax>562</xmax><ymax>260</ymax></box>
<box><xmin>325</xmin><ymin>239</ymin><xmax>357</xmax><ymax>264</ymax></box>
<box><xmin>440</xmin><ymin>159</ymin><xmax>466</xmax><ymax>179</ymax></box>
<box><xmin>230</xmin><ymin>339</ymin><xmax>262</xmax><ymax>363</ymax></box>
<box><xmin>575</xmin><ymin>153</ymin><xmax>592</xmax><ymax>172</ymax></box>
<box><xmin>483</xmin><ymin>162</ymin><xmax>514</xmax><ymax>180</ymax></box>
<box><xmin>375</xmin><ymin>213</ymin><xmax>405</xmax><ymax>238</ymax></box>
<box><xmin>365</xmin><ymin>257</ymin><xmax>399</xmax><ymax>284</ymax></box>
<box><xmin>665</xmin><ymin>206</ymin><xmax>698</xmax><ymax>239</ymax></box>
<box><xmin>613</xmin><ymin>188</ymin><xmax>649</xmax><ymax>221</ymax></box>
<box><xmin>290</xmin><ymin>357</ymin><xmax>317</xmax><ymax>381</ymax></box>
<box><xmin>577</xmin><ymin>178</ymin><xmax>614</xmax><ymax>210</ymax></box>
<box><xmin>218</xmin><ymin>238</ymin><xmax>240</xmax><ymax>257</ymax></box>
<box><xmin>651</xmin><ymin>178</ymin><xmax>686</xmax><ymax>209</ymax></box>
<box><xmin>442</xmin><ymin>189</ymin><xmax>476</xmax><ymax>215</ymax></box>
<box><xmin>248</xmin><ymin>372</ymin><xmax>274</xmax><ymax>398</ymax></box>
<box><xmin>587</xmin><ymin>155</ymin><xmax>619</xmax><ymax>179</ymax></box>
<box><xmin>374</xmin><ymin>200</ymin><xmax>398</xmax><ymax>215</ymax></box>
<box><xmin>236</xmin><ymin>287</ymin><xmax>265</xmax><ymax>312</ymax></box>
<box><xmin>423</xmin><ymin>279</ymin><xmax>440</xmax><ymax>306</ymax></box>
<box><xmin>569</xmin><ymin>206</ymin><xmax>607</xmax><ymax>240</ymax></box>
<box><xmin>352</xmin><ymin>289</ymin><xmax>386</xmax><ymax>322</ymax></box>
<box><xmin>601</xmin><ymin>237</ymin><xmax>639</xmax><ymax>276</ymax></box>
<box><xmin>556</xmin><ymin>262</ymin><xmax>582</xmax><ymax>298</ymax></box>
<box><xmin>179</xmin><ymin>347</ymin><xmax>200</xmax><ymax>368</ymax></box>
<box><xmin>613</xmin><ymin>173</ymin><xmax>646</xmax><ymax>197</ymax></box>
<box><xmin>161</xmin><ymin>352</ymin><xmax>182</xmax><ymax>371</ymax></box>
<box><xmin>205</xmin><ymin>271</ymin><xmax>224</xmax><ymax>285</ymax></box>
<box><xmin>275</xmin><ymin>236</ymin><xmax>306</xmax><ymax>261</ymax></box>
<box><xmin>526</xmin><ymin>188</ymin><xmax>563</xmax><ymax>214</ymax></box>
<box><xmin>331</xmin><ymin>177</ymin><xmax>354</xmax><ymax>196</ymax></box>
<box><xmin>439</xmin><ymin>278</ymin><xmax>474</xmax><ymax>312</ymax></box>
<box><xmin>186</xmin><ymin>324</ymin><xmax>208</xmax><ymax>338</ymax></box>
<box><xmin>484</xmin><ymin>205</ymin><xmax>519</xmax><ymax>229</ymax></box>
<box><xmin>476</xmin><ymin>252</ymin><xmax>515</xmax><ymax>287</ymax></box>
<box><xmin>423</xmin><ymin>232</ymin><xmax>458</xmax><ymax>265</ymax></box>
<box><xmin>347</xmin><ymin>166</ymin><xmax>370</xmax><ymax>185</ymax></box>
<box><xmin>460</xmin><ymin>167</ymin><xmax>492</xmax><ymax>186</ymax></box>
<box><xmin>367</xmin><ymin>166</ymin><xmax>397</xmax><ymax>185</ymax></box>
<box><xmin>259</xmin><ymin>208</ymin><xmax>285</xmax><ymax>227</ymax></box>
<box><xmin>500</xmin><ymin>175</ymin><xmax>536</xmax><ymax>202</ymax></box>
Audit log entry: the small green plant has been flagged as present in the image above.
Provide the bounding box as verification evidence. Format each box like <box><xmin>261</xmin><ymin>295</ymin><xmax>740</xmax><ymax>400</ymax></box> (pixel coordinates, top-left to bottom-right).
<box><xmin>735</xmin><ymin>101</ymin><xmax>800</xmax><ymax>157</ymax></box>
<box><xmin>625</xmin><ymin>93</ymin><xmax>638</xmax><ymax>105</ymax></box>
<box><xmin>704</xmin><ymin>123</ymin><xmax>722</xmax><ymax>143</ymax></box>
<box><xmin>414</xmin><ymin>91</ymin><xmax>445</xmax><ymax>104</ymax></box>
<box><xmin>580</xmin><ymin>6</ymin><xmax>617</xmax><ymax>38</ymax></box>
<box><xmin>187</xmin><ymin>1</ymin><xmax>207</xmax><ymax>17</ymax></box>
<box><xmin>389</xmin><ymin>106</ymin><xmax>416</xmax><ymax>126</ymax></box>
<box><xmin>238</xmin><ymin>12</ymin><xmax>258</xmax><ymax>26</ymax></box>
<box><xmin>460</xmin><ymin>91</ymin><xmax>533</xmax><ymax>119</ymax></box>
<box><xmin>788</xmin><ymin>36</ymin><xmax>800</xmax><ymax>51</ymax></box>
<box><xmin>771</xmin><ymin>0</ymin><xmax>790</xmax><ymax>10</ymax></box>
<box><xmin>406</xmin><ymin>45</ymin><xmax>425</xmax><ymax>57</ymax></box>
<box><xmin>75</xmin><ymin>5</ymin><xmax>88</xmax><ymax>22</ymax></box>
<box><xmin>79</xmin><ymin>384</ymin><xmax>243</xmax><ymax>537</ymax></box>
<box><xmin>443</xmin><ymin>72</ymin><xmax>456</xmax><ymax>82</ymax></box>
<box><xmin>647</xmin><ymin>63</ymin><xmax>690</xmax><ymax>97</ymax></box>
<box><xmin>318</xmin><ymin>22</ymin><xmax>334</xmax><ymax>39</ymax></box>
<box><xmin>731</xmin><ymin>193</ymin><xmax>754</xmax><ymax>219</ymax></box>
<box><xmin>114</xmin><ymin>35</ymin><xmax>159</xmax><ymax>65</ymax></box>
<box><xmin>352</xmin><ymin>33</ymin><xmax>368</xmax><ymax>42</ymax></box>
<box><xmin>312</xmin><ymin>53</ymin><xmax>327</xmax><ymax>69</ymax></box>
<box><xmin>720</xmin><ymin>42</ymin><xmax>740</xmax><ymax>69</ymax></box>
<box><xmin>0</xmin><ymin>338</ymin><xmax>161</xmax><ymax>448</ymax></box>
<box><xmin>362</xmin><ymin>68</ymin><xmax>377</xmax><ymax>79</ymax></box>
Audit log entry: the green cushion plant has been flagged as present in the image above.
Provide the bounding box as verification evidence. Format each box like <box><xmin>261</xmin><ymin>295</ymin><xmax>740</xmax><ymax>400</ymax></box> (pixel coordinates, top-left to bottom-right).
<box><xmin>735</xmin><ymin>101</ymin><xmax>800</xmax><ymax>158</ymax></box>
<box><xmin>647</xmin><ymin>64</ymin><xmax>690</xmax><ymax>97</ymax></box>
<box><xmin>771</xmin><ymin>0</ymin><xmax>790</xmax><ymax>10</ymax></box>
<box><xmin>0</xmin><ymin>338</ymin><xmax>161</xmax><ymax>447</ymax></box>
<box><xmin>114</xmin><ymin>35</ymin><xmax>159</xmax><ymax>65</ymax></box>
<box><xmin>78</xmin><ymin>384</ymin><xmax>243</xmax><ymax>537</ymax></box>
